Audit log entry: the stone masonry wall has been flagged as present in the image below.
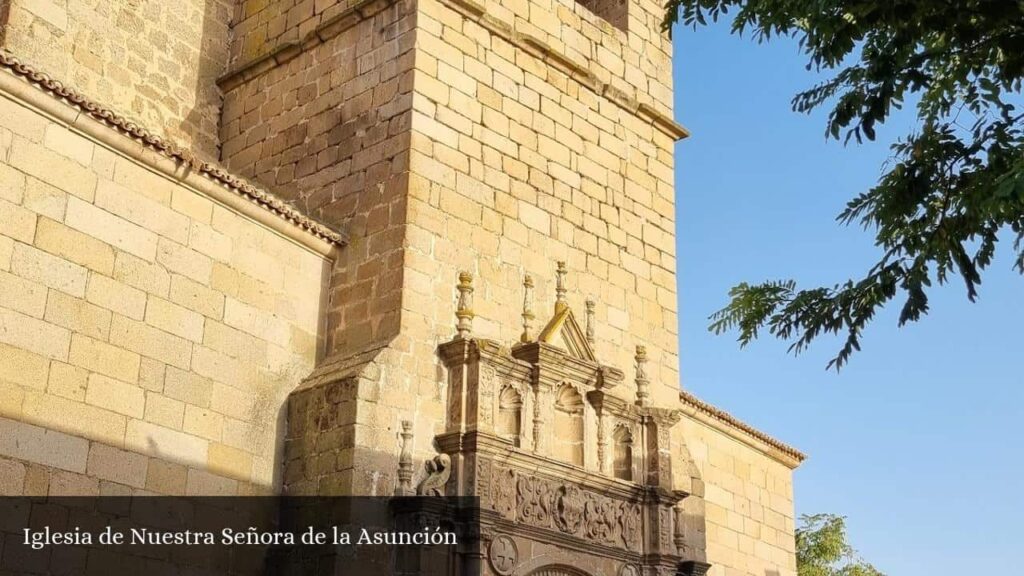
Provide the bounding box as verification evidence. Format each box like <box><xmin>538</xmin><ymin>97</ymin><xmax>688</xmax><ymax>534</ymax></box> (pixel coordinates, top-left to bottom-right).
<box><xmin>221</xmin><ymin>0</ymin><xmax>416</xmax><ymax>355</ymax></box>
<box><xmin>0</xmin><ymin>76</ymin><xmax>330</xmax><ymax>495</ymax></box>
<box><xmin>0</xmin><ymin>0</ymin><xmax>233</xmax><ymax>157</ymax></box>
<box><xmin>255</xmin><ymin>0</ymin><xmax>688</xmax><ymax>498</ymax></box>
<box><xmin>576</xmin><ymin>0</ymin><xmax>629</xmax><ymax>32</ymax></box>
<box><xmin>186</xmin><ymin>5</ymin><xmax>798</xmax><ymax>575</ymax></box>
<box><xmin>403</xmin><ymin>0</ymin><xmax>680</xmax><ymax>413</ymax></box>
<box><xmin>481</xmin><ymin>0</ymin><xmax>675</xmax><ymax>113</ymax></box>
<box><xmin>228</xmin><ymin>0</ymin><xmax>367</xmax><ymax>67</ymax></box>
<box><xmin>682</xmin><ymin>418</ymin><xmax>798</xmax><ymax>576</ymax></box>
<box><xmin>393</xmin><ymin>2</ymin><xmax>801</xmax><ymax>575</ymax></box>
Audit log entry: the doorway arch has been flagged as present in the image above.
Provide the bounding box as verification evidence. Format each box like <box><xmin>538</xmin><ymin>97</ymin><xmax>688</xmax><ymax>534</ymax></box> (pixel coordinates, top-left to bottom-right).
<box><xmin>525</xmin><ymin>565</ymin><xmax>593</xmax><ymax>576</ymax></box>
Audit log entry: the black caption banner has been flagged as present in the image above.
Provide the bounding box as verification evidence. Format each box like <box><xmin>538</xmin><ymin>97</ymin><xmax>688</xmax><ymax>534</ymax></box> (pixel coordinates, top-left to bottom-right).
<box><xmin>0</xmin><ymin>496</ymin><xmax>480</xmax><ymax>575</ymax></box>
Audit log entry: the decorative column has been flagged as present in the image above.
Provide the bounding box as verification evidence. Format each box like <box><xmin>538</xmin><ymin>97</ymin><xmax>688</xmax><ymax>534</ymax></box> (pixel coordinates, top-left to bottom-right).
<box><xmin>673</xmin><ymin>506</ymin><xmax>687</xmax><ymax>555</ymax></box>
<box><xmin>395</xmin><ymin>420</ymin><xmax>415</xmax><ymax>496</ymax></box>
<box><xmin>455</xmin><ymin>271</ymin><xmax>474</xmax><ymax>339</ymax></box>
<box><xmin>532</xmin><ymin>382</ymin><xmax>547</xmax><ymax>455</ymax></box>
<box><xmin>520</xmin><ymin>274</ymin><xmax>535</xmax><ymax>343</ymax></box>
<box><xmin>635</xmin><ymin>345</ymin><xmax>649</xmax><ymax>407</ymax></box>
<box><xmin>554</xmin><ymin>261</ymin><xmax>567</xmax><ymax>313</ymax></box>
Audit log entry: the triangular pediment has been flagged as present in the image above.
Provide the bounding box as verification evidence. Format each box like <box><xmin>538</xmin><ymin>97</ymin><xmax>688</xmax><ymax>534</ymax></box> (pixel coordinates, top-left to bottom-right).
<box><xmin>537</xmin><ymin>306</ymin><xmax>596</xmax><ymax>362</ymax></box>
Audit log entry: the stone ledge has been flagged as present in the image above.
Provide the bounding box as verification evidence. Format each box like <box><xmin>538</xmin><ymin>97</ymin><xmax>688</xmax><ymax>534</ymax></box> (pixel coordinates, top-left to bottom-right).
<box><xmin>217</xmin><ymin>0</ymin><xmax>393</xmax><ymax>92</ymax></box>
<box><xmin>441</xmin><ymin>0</ymin><xmax>690</xmax><ymax>141</ymax></box>
<box><xmin>679</xmin><ymin>391</ymin><xmax>806</xmax><ymax>467</ymax></box>
<box><xmin>0</xmin><ymin>50</ymin><xmax>346</xmax><ymax>253</ymax></box>
<box><xmin>218</xmin><ymin>0</ymin><xmax>690</xmax><ymax>142</ymax></box>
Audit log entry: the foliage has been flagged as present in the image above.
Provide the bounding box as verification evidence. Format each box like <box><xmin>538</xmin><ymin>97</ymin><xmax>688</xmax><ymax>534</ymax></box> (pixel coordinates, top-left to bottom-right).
<box><xmin>795</xmin><ymin>514</ymin><xmax>884</xmax><ymax>576</ymax></box>
<box><xmin>663</xmin><ymin>0</ymin><xmax>1024</xmax><ymax>369</ymax></box>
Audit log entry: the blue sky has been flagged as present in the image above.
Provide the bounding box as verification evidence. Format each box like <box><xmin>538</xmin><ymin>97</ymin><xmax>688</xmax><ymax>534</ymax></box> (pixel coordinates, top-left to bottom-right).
<box><xmin>670</xmin><ymin>18</ymin><xmax>1023</xmax><ymax>575</ymax></box>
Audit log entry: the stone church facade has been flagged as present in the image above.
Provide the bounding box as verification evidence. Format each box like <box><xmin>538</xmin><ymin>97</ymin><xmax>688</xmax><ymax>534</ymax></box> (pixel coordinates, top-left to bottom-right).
<box><xmin>0</xmin><ymin>0</ymin><xmax>803</xmax><ymax>575</ymax></box>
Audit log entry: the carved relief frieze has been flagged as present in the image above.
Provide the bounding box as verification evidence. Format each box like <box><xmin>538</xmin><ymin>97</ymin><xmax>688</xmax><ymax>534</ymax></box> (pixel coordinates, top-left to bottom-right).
<box><xmin>483</xmin><ymin>460</ymin><xmax>620</xmax><ymax>532</ymax></box>
<box><xmin>659</xmin><ymin>507</ymin><xmax>672</xmax><ymax>552</ymax></box>
<box><xmin>481</xmin><ymin>466</ymin><xmax>653</xmax><ymax>552</ymax></box>
<box><xmin>447</xmin><ymin>363</ymin><xmax>464</xmax><ymax>431</ymax></box>
<box><xmin>619</xmin><ymin>502</ymin><xmax>641</xmax><ymax>549</ymax></box>
<box><xmin>582</xmin><ymin>491</ymin><xmax>617</xmax><ymax>545</ymax></box>
<box><xmin>555</xmin><ymin>484</ymin><xmax>584</xmax><ymax>534</ymax></box>
<box><xmin>491</xmin><ymin>465</ymin><xmax>517</xmax><ymax>520</ymax></box>
<box><xmin>516</xmin><ymin>474</ymin><xmax>554</xmax><ymax>528</ymax></box>
<box><xmin>479</xmin><ymin>365</ymin><xmax>496</xmax><ymax>428</ymax></box>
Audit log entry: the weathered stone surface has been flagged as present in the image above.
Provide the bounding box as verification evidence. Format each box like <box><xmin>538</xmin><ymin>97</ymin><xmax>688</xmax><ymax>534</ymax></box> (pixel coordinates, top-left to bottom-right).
<box><xmin>2</xmin><ymin>0</ymin><xmax>232</xmax><ymax>156</ymax></box>
<box><xmin>0</xmin><ymin>77</ymin><xmax>328</xmax><ymax>495</ymax></box>
<box><xmin>0</xmin><ymin>3</ymin><xmax>803</xmax><ymax>574</ymax></box>
<box><xmin>0</xmin><ymin>416</ymin><xmax>89</xmax><ymax>473</ymax></box>
<box><xmin>86</xmin><ymin>443</ymin><xmax>148</xmax><ymax>488</ymax></box>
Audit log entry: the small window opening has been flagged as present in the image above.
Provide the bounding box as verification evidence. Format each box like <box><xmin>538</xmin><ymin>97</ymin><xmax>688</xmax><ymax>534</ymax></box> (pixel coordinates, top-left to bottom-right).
<box><xmin>576</xmin><ymin>0</ymin><xmax>628</xmax><ymax>32</ymax></box>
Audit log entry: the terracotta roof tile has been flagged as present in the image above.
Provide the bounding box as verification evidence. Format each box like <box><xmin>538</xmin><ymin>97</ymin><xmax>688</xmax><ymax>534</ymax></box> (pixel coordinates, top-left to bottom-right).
<box><xmin>0</xmin><ymin>50</ymin><xmax>345</xmax><ymax>247</ymax></box>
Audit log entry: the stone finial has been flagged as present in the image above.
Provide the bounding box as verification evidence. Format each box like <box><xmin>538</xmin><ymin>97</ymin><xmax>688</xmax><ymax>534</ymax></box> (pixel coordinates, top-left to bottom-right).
<box><xmin>635</xmin><ymin>345</ymin><xmax>649</xmax><ymax>406</ymax></box>
<box><xmin>520</xmin><ymin>274</ymin><xmax>535</xmax><ymax>343</ymax></box>
<box><xmin>455</xmin><ymin>271</ymin><xmax>474</xmax><ymax>339</ymax></box>
<box><xmin>395</xmin><ymin>420</ymin><xmax>415</xmax><ymax>496</ymax></box>
<box><xmin>554</xmin><ymin>261</ymin><xmax>568</xmax><ymax>313</ymax></box>
<box><xmin>585</xmin><ymin>297</ymin><xmax>596</xmax><ymax>346</ymax></box>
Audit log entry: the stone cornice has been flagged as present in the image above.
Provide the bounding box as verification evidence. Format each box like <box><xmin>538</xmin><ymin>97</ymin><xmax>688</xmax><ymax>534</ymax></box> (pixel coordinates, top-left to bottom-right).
<box><xmin>0</xmin><ymin>51</ymin><xmax>346</xmax><ymax>251</ymax></box>
<box><xmin>678</xmin><ymin>391</ymin><xmax>806</xmax><ymax>467</ymax></box>
<box><xmin>438</xmin><ymin>0</ymin><xmax>691</xmax><ymax>141</ymax></box>
<box><xmin>510</xmin><ymin>341</ymin><xmax>626</xmax><ymax>390</ymax></box>
<box><xmin>439</xmin><ymin>429</ymin><xmax>681</xmax><ymax>503</ymax></box>
<box><xmin>217</xmin><ymin>0</ymin><xmax>691</xmax><ymax>142</ymax></box>
<box><xmin>217</xmin><ymin>0</ymin><xmax>393</xmax><ymax>92</ymax></box>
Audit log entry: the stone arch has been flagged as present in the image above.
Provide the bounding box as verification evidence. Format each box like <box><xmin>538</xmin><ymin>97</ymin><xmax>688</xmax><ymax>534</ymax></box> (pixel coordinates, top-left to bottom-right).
<box><xmin>506</xmin><ymin>538</ymin><xmax>610</xmax><ymax>576</ymax></box>
<box><xmin>498</xmin><ymin>384</ymin><xmax>523</xmax><ymax>447</ymax></box>
<box><xmin>526</xmin><ymin>565</ymin><xmax>594</xmax><ymax>576</ymax></box>
<box><xmin>553</xmin><ymin>383</ymin><xmax>584</xmax><ymax>466</ymax></box>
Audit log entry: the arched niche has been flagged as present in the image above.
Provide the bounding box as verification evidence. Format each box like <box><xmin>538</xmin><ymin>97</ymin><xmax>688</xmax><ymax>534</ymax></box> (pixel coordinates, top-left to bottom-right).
<box><xmin>498</xmin><ymin>384</ymin><xmax>523</xmax><ymax>447</ymax></box>
<box><xmin>553</xmin><ymin>383</ymin><xmax>584</xmax><ymax>466</ymax></box>
<box><xmin>611</xmin><ymin>424</ymin><xmax>633</xmax><ymax>481</ymax></box>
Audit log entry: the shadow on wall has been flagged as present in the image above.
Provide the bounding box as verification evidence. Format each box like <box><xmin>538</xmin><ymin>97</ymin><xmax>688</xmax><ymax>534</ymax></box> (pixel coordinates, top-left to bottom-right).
<box><xmin>0</xmin><ymin>411</ymin><xmax>434</xmax><ymax>498</ymax></box>
<box><xmin>0</xmin><ymin>0</ymin><xmax>11</xmax><ymax>45</ymax></box>
<box><xmin>182</xmin><ymin>0</ymin><xmax>234</xmax><ymax>159</ymax></box>
<box><xmin>0</xmin><ymin>363</ymin><xmax>314</xmax><ymax>496</ymax></box>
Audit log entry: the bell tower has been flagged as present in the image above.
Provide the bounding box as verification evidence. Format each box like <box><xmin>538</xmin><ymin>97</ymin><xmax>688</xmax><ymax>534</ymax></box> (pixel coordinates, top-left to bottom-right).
<box><xmin>220</xmin><ymin>0</ymin><xmax>695</xmax><ymax>549</ymax></box>
<box><xmin>220</xmin><ymin>0</ymin><xmax>686</xmax><ymax>378</ymax></box>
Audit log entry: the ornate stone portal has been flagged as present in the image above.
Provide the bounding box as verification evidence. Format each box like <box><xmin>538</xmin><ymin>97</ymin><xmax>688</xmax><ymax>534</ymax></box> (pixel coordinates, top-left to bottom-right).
<box><xmin>418</xmin><ymin>264</ymin><xmax>712</xmax><ymax>576</ymax></box>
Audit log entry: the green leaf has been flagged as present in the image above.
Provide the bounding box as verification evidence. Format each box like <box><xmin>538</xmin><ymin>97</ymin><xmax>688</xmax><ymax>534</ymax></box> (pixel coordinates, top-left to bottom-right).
<box><xmin>664</xmin><ymin>0</ymin><xmax>1024</xmax><ymax>369</ymax></box>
